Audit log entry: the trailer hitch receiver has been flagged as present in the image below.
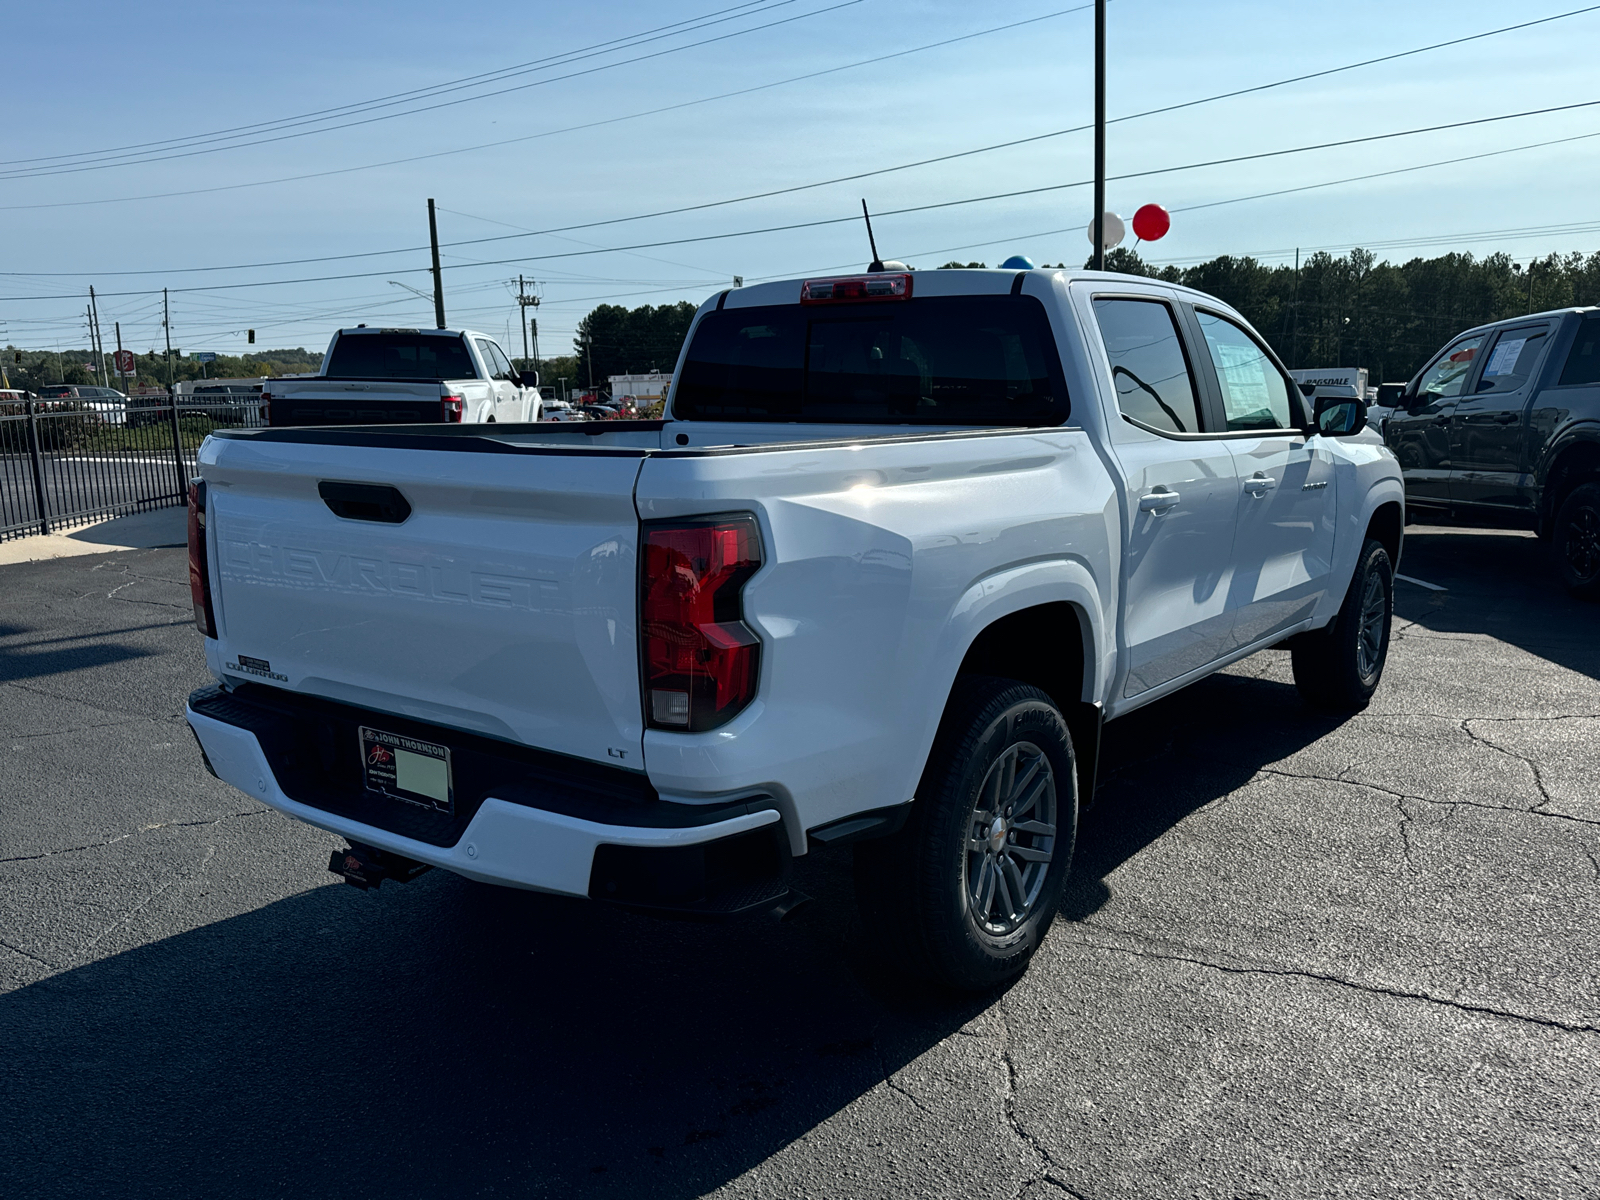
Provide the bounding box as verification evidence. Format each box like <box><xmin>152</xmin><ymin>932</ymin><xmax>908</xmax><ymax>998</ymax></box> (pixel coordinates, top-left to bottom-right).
<box><xmin>328</xmin><ymin>841</ymin><xmax>431</xmax><ymax>890</ymax></box>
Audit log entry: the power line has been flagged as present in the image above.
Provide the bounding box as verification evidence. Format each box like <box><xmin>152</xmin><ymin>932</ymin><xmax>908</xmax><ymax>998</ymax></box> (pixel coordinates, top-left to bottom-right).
<box><xmin>0</xmin><ymin>1</ymin><xmax>781</xmax><ymax>168</ymax></box>
<box><xmin>6</xmin><ymin>1</ymin><xmax>1592</xmax><ymax>213</ymax></box>
<box><xmin>0</xmin><ymin>6</ymin><xmax>1090</xmax><ymax>215</ymax></box>
<box><xmin>0</xmin><ymin>0</ymin><xmax>865</xmax><ymax>181</ymax></box>
<box><xmin>5</xmin><ymin>103</ymin><xmax>1599</xmax><ymax>305</ymax></box>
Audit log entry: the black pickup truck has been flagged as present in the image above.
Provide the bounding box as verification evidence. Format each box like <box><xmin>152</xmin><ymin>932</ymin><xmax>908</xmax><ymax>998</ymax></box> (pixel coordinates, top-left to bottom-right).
<box><xmin>1384</xmin><ymin>307</ymin><xmax>1600</xmax><ymax>598</ymax></box>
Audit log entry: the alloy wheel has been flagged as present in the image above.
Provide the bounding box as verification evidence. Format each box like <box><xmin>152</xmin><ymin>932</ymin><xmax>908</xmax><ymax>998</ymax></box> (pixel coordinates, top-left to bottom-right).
<box><xmin>1565</xmin><ymin>504</ymin><xmax>1600</xmax><ymax>583</ymax></box>
<box><xmin>1356</xmin><ymin>570</ymin><xmax>1387</xmax><ymax>681</ymax></box>
<box><xmin>964</xmin><ymin>741</ymin><xmax>1057</xmax><ymax>938</ymax></box>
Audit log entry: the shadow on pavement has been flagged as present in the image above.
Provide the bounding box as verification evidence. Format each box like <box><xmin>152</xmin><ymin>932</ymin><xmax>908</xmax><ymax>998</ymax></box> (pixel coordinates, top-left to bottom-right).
<box><xmin>0</xmin><ymin>621</ymin><xmax>155</xmax><ymax>683</ymax></box>
<box><xmin>1394</xmin><ymin>523</ymin><xmax>1599</xmax><ymax>682</ymax></box>
<box><xmin>0</xmin><ymin>670</ymin><xmax>1349</xmax><ymax>1200</ymax></box>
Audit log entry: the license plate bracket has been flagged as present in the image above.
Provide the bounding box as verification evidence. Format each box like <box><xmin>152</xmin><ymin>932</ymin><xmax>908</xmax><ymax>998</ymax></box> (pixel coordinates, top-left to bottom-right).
<box><xmin>359</xmin><ymin>726</ymin><xmax>454</xmax><ymax>814</ymax></box>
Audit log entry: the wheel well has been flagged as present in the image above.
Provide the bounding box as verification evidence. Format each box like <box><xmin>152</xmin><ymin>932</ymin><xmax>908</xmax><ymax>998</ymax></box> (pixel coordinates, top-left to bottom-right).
<box><xmin>957</xmin><ymin>602</ymin><xmax>1087</xmax><ymax>712</ymax></box>
<box><xmin>1542</xmin><ymin>442</ymin><xmax>1600</xmax><ymax>533</ymax></box>
<box><xmin>954</xmin><ymin>603</ymin><xmax>1101</xmax><ymax>805</ymax></box>
<box><xmin>1366</xmin><ymin>501</ymin><xmax>1403</xmax><ymax>566</ymax></box>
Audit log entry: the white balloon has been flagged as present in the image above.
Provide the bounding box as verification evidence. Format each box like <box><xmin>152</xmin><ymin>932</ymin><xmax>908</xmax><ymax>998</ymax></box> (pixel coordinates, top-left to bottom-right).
<box><xmin>1086</xmin><ymin>212</ymin><xmax>1125</xmax><ymax>250</ymax></box>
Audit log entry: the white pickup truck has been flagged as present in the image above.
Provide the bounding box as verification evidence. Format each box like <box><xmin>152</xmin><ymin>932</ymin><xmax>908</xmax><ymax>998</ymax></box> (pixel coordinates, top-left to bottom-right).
<box><xmin>262</xmin><ymin>326</ymin><xmax>542</xmax><ymax>426</ymax></box>
<box><xmin>185</xmin><ymin>268</ymin><xmax>1403</xmax><ymax>989</ymax></box>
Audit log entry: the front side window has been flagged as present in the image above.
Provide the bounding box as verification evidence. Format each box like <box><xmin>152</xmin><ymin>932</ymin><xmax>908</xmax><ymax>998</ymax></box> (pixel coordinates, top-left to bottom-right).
<box><xmin>1415</xmin><ymin>333</ymin><xmax>1486</xmax><ymax>400</ymax></box>
<box><xmin>1474</xmin><ymin>324</ymin><xmax>1551</xmax><ymax>394</ymax></box>
<box><xmin>673</xmin><ymin>296</ymin><xmax>1067</xmax><ymax>425</ymax></box>
<box><xmin>1092</xmin><ymin>297</ymin><xmax>1203</xmax><ymax>435</ymax></box>
<box><xmin>325</xmin><ymin>333</ymin><xmax>478</xmax><ymax>380</ymax></box>
<box><xmin>1558</xmin><ymin>318</ymin><xmax>1600</xmax><ymax>387</ymax></box>
<box><xmin>1195</xmin><ymin>310</ymin><xmax>1294</xmax><ymax>431</ymax></box>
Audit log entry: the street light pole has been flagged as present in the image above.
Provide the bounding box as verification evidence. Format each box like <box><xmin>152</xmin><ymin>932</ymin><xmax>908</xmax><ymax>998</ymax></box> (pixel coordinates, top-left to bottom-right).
<box><xmin>427</xmin><ymin>198</ymin><xmax>446</xmax><ymax>329</ymax></box>
<box><xmin>1092</xmin><ymin>0</ymin><xmax>1107</xmax><ymax>272</ymax></box>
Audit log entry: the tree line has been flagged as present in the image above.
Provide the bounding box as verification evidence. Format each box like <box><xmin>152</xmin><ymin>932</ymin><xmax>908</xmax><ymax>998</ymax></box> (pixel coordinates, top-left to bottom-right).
<box><xmin>2</xmin><ymin>347</ymin><xmax>321</xmax><ymax>391</ymax></box>
<box><xmin>12</xmin><ymin>248</ymin><xmax>1600</xmax><ymax>396</ymax></box>
<box><xmin>1091</xmin><ymin>246</ymin><xmax>1600</xmax><ymax>383</ymax></box>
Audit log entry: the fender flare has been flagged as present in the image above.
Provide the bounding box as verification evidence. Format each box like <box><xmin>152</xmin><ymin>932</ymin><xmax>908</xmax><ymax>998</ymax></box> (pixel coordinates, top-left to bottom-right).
<box><xmin>901</xmin><ymin>557</ymin><xmax>1110</xmax><ymax>805</ymax></box>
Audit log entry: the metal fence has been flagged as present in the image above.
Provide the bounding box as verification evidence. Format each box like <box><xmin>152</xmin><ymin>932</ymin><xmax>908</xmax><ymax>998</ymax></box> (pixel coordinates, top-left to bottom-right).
<box><xmin>0</xmin><ymin>395</ymin><xmax>266</xmax><ymax>541</ymax></box>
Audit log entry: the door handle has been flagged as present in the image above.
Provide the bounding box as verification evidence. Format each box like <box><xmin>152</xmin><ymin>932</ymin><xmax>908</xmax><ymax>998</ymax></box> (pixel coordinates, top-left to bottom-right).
<box><xmin>1242</xmin><ymin>472</ymin><xmax>1277</xmax><ymax>496</ymax></box>
<box><xmin>1138</xmin><ymin>489</ymin><xmax>1181</xmax><ymax>513</ymax></box>
<box><xmin>1495</xmin><ymin>412</ymin><xmax>1519</xmax><ymax>424</ymax></box>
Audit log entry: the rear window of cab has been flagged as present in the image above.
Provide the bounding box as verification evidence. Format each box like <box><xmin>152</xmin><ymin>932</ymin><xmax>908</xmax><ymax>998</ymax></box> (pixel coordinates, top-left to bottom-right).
<box><xmin>672</xmin><ymin>295</ymin><xmax>1069</xmax><ymax>425</ymax></box>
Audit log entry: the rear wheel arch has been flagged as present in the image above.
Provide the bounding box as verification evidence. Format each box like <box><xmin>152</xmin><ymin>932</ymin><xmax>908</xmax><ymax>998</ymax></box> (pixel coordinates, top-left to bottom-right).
<box><xmin>948</xmin><ymin>601</ymin><xmax>1101</xmax><ymax>807</ymax></box>
<box><xmin>1540</xmin><ymin>438</ymin><xmax>1600</xmax><ymax>536</ymax></box>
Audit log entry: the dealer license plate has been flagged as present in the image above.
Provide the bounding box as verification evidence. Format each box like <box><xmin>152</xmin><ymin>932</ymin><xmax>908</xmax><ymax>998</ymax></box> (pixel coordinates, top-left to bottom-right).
<box><xmin>359</xmin><ymin>726</ymin><xmax>453</xmax><ymax>814</ymax></box>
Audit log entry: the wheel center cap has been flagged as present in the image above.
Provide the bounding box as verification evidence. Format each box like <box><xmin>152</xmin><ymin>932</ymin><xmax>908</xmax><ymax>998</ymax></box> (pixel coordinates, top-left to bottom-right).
<box><xmin>988</xmin><ymin>816</ymin><xmax>1008</xmax><ymax>855</ymax></box>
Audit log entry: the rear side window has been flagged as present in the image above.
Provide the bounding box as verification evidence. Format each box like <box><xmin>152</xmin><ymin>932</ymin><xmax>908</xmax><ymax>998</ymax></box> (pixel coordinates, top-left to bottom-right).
<box><xmin>1092</xmin><ymin>298</ymin><xmax>1203</xmax><ymax>435</ymax></box>
<box><xmin>672</xmin><ymin>296</ymin><xmax>1067</xmax><ymax>425</ymax></box>
<box><xmin>325</xmin><ymin>333</ymin><xmax>477</xmax><ymax>380</ymax></box>
<box><xmin>1195</xmin><ymin>311</ymin><xmax>1295</xmax><ymax>431</ymax></box>
<box><xmin>1475</xmin><ymin>324</ymin><xmax>1551</xmax><ymax>393</ymax></box>
<box><xmin>1558</xmin><ymin>318</ymin><xmax>1600</xmax><ymax>386</ymax></box>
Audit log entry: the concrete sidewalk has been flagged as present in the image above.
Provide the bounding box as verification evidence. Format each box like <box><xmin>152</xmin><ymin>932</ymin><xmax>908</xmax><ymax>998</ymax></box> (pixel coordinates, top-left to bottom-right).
<box><xmin>0</xmin><ymin>507</ymin><xmax>188</xmax><ymax>567</ymax></box>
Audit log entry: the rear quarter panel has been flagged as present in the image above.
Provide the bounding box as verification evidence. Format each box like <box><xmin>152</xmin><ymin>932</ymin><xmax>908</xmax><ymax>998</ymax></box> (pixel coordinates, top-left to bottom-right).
<box><xmin>635</xmin><ymin>429</ymin><xmax>1116</xmax><ymax>843</ymax></box>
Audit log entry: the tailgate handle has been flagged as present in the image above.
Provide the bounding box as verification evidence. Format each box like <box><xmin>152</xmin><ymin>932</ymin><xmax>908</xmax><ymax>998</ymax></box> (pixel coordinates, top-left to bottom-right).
<box><xmin>318</xmin><ymin>481</ymin><xmax>412</xmax><ymax>524</ymax></box>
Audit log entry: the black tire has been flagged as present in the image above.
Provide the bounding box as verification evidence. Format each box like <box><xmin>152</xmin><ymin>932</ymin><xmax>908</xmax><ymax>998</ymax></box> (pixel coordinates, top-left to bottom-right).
<box><xmin>1554</xmin><ymin>482</ymin><xmax>1600</xmax><ymax>601</ymax></box>
<box><xmin>1291</xmin><ymin>538</ymin><xmax>1393</xmax><ymax>711</ymax></box>
<box><xmin>853</xmin><ymin>677</ymin><xmax>1078</xmax><ymax>991</ymax></box>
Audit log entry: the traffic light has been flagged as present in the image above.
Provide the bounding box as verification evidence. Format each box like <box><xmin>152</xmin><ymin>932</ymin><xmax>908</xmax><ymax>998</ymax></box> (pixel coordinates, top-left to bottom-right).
<box><xmin>247</xmin><ymin>330</ymin><xmax>255</xmax><ymax>344</ymax></box>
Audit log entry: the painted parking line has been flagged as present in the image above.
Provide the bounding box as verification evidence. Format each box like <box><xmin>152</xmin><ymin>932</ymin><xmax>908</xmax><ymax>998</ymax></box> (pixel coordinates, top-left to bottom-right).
<box><xmin>1396</xmin><ymin>573</ymin><xmax>1447</xmax><ymax>592</ymax></box>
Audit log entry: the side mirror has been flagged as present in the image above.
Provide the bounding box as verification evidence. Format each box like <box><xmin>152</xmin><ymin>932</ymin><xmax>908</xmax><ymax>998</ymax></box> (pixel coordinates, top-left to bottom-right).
<box><xmin>517</xmin><ymin>370</ymin><xmax>540</xmax><ymax>388</ymax></box>
<box><xmin>1314</xmin><ymin>392</ymin><xmax>1367</xmax><ymax>437</ymax></box>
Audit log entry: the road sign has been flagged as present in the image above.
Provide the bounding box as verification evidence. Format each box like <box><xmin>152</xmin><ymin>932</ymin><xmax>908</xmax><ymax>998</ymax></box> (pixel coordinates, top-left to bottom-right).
<box><xmin>192</xmin><ymin>352</ymin><xmax>216</xmax><ymax>363</ymax></box>
<box><xmin>114</xmin><ymin>349</ymin><xmax>135</xmax><ymax>374</ymax></box>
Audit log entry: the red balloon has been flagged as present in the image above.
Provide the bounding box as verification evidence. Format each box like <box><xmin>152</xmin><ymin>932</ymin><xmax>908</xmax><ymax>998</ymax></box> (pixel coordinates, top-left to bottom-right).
<box><xmin>1132</xmin><ymin>204</ymin><xmax>1170</xmax><ymax>242</ymax></box>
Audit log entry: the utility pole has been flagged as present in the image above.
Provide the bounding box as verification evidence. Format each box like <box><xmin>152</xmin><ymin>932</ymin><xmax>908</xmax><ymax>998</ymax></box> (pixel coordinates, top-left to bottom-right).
<box><xmin>583</xmin><ymin>331</ymin><xmax>594</xmax><ymax>395</ymax></box>
<box><xmin>114</xmin><ymin>321</ymin><xmax>127</xmax><ymax>392</ymax></box>
<box><xmin>428</xmin><ymin>199</ymin><xmax>446</xmax><ymax>329</ymax></box>
<box><xmin>1291</xmin><ymin>247</ymin><xmax>1301</xmax><ymax>367</ymax></box>
<box><xmin>89</xmin><ymin>286</ymin><xmax>107</xmax><ymax>382</ymax></box>
<box><xmin>515</xmin><ymin>275</ymin><xmax>541</xmax><ymax>368</ymax></box>
<box><xmin>1091</xmin><ymin>0</ymin><xmax>1107</xmax><ymax>272</ymax></box>
<box><xmin>163</xmin><ymin>288</ymin><xmax>174</xmax><ymax>392</ymax></box>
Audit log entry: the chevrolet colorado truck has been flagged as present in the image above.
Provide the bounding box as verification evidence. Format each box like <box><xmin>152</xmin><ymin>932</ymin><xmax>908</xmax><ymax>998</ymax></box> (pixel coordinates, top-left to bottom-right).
<box><xmin>184</xmin><ymin>268</ymin><xmax>1403</xmax><ymax>988</ymax></box>
<box><xmin>263</xmin><ymin>327</ymin><xmax>541</xmax><ymax>427</ymax></box>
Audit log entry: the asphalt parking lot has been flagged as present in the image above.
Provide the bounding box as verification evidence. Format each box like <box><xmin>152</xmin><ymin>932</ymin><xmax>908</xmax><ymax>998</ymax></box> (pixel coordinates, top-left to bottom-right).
<box><xmin>2</xmin><ymin>523</ymin><xmax>1596</xmax><ymax>1200</ymax></box>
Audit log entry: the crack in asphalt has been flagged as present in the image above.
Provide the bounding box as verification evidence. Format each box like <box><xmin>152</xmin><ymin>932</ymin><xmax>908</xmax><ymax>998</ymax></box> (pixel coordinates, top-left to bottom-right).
<box><xmin>0</xmin><ymin>936</ymin><xmax>55</xmax><ymax>970</ymax></box>
<box><xmin>873</xmin><ymin>1038</ymin><xmax>935</xmax><ymax>1117</ymax></box>
<box><xmin>0</xmin><ymin>809</ymin><xmax>269</xmax><ymax>865</ymax></box>
<box><xmin>1257</xmin><ymin>766</ymin><xmax>1600</xmax><ymax>830</ymax></box>
<box><xmin>0</xmin><ymin>678</ymin><xmax>189</xmax><ymax>725</ymax></box>
<box><xmin>1459</xmin><ymin>718</ymin><xmax>1558</xmax><ymax>812</ymax></box>
<box><xmin>75</xmin><ymin>844</ymin><xmax>217</xmax><ymax>960</ymax></box>
<box><xmin>1065</xmin><ymin>926</ymin><xmax>1600</xmax><ymax>1037</ymax></box>
<box><xmin>994</xmin><ymin>1001</ymin><xmax>1091</xmax><ymax>1200</ymax></box>
<box><xmin>1395</xmin><ymin>795</ymin><xmax>1421</xmax><ymax>876</ymax></box>
<box><xmin>6</xmin><ymin>716</ymin><xmax>144</xmax><ymax>743</ymax></box>
<box><xmin>1584</xmin><ymin>847</ymin><xmax>1600</xmax><ymax>885</ymax></box>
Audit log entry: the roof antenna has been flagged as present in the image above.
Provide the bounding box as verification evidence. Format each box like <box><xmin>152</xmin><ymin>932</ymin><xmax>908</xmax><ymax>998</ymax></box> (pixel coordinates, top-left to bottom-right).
<box><xmin>861</xmin><ymin>199</ymin><xmax>885</xmax><ymax>272</ymax></box>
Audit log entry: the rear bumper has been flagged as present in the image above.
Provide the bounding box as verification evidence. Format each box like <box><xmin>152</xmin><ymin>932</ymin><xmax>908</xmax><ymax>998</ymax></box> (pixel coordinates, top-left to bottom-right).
<box><xmin>186</xmin><ymin>688</ymin><xmax>782</xmax><ymax>901</ymax></box>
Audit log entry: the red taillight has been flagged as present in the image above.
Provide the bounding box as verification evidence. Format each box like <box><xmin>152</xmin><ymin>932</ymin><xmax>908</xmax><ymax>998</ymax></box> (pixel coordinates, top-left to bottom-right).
<box><xmin>187</xmin><ymin>479</ymin><xmax>217</xmax><ymax>639</ymax></box>
<box><xmin>441</xmin><ymin>393</ymin><xmax>464</xmax><ymax>422</ymax></box>
<box><xmin>641</xmin><ymin>515</ymin><xmax>762</xmax><ymax>731</ymax></box>
<box><xmin>800</xmin><ymin>273</ymin><xmax>912</xmax><ymax>304</ymax></box>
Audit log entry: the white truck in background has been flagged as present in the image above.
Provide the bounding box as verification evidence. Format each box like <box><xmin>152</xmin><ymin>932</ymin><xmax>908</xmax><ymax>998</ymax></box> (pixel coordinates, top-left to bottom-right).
<box><xmin>185</xmin><ymin>268</ymin><xmax>1403</xmax><ymax>989</ymax></box>
<box><xmin>263</xmin><ymin>327</ymin><xmax>542</xmax><ymax>427</ymax></box>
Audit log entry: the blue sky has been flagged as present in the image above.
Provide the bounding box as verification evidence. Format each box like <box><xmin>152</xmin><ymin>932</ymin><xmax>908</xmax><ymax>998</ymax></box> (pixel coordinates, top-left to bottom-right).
<box><xmin>4</xmin><ymin>0</ymin><xmax>1598</xmax><ymax>360</ymax></box>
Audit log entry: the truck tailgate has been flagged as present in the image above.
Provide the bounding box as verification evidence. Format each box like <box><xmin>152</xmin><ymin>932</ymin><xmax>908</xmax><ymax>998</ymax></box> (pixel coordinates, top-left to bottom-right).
<box><xmin>201</xmin><ymin>434</ymin><xmax>648</xmax><ymax>769</ymax></box>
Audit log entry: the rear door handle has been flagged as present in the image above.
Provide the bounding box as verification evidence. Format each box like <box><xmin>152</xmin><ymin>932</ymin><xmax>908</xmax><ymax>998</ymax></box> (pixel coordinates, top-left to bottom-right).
<box><xmin>1242</xmin><ymin>473</ymin><xmax>1277</xmax><ymax>496</ymax></box>
<box><xmin>1138</xmin><ymin>490</ymin><xmax>1181</xmax><ymax>513</ymax></box>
